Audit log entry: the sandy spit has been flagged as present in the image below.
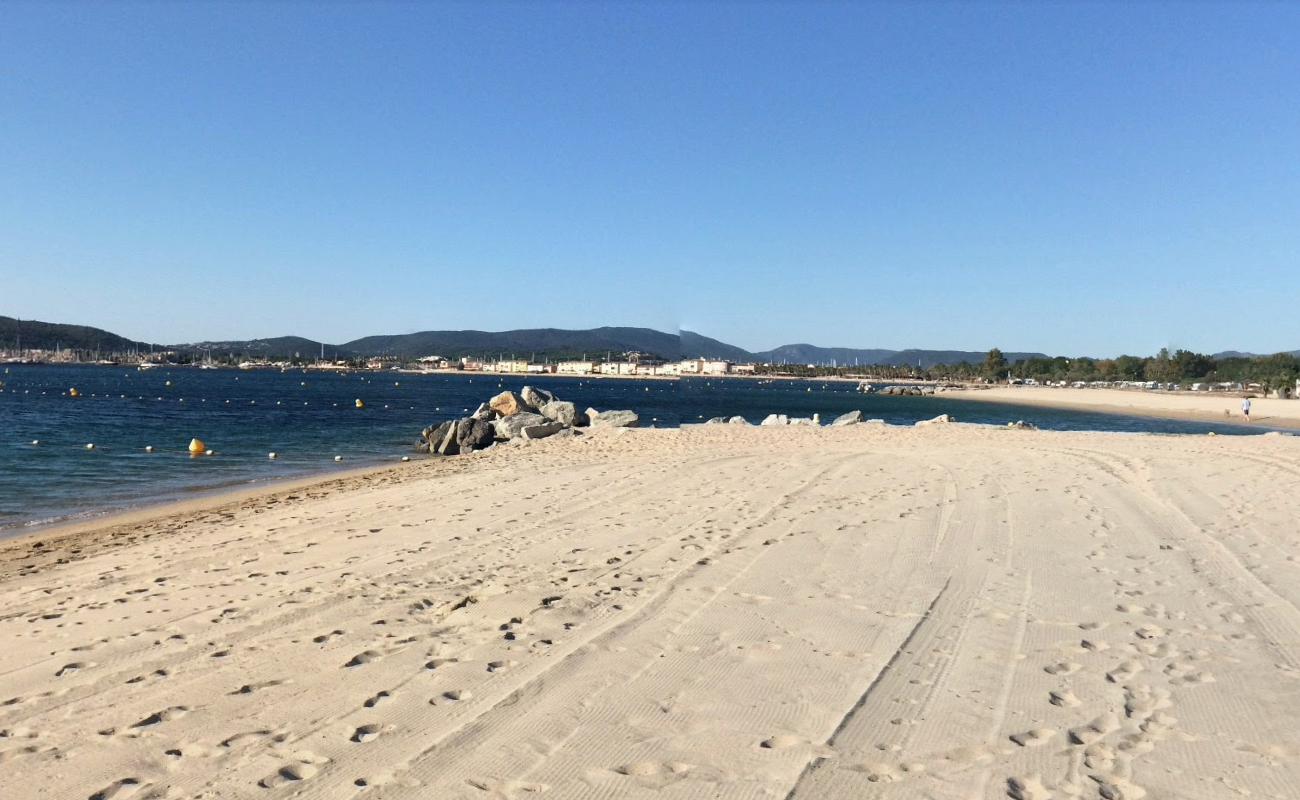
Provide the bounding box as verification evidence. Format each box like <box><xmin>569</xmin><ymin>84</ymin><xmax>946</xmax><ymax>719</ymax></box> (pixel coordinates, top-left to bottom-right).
<box><xmin>1</xmin><ymin>423</ymin><xmax>1298</xmax><ymax>799</ymax></box>
<box><xmin>953</xmin><ymin>385</ymin><xmax>1300</xmax><ymax>429</ymax></box>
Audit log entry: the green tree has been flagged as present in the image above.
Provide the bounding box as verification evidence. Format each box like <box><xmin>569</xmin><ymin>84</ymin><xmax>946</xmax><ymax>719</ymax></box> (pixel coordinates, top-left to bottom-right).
<box><xmin>983</xmin><ymin>348</ymin><xmax>1008</xmax><ymax>381</ymax></box>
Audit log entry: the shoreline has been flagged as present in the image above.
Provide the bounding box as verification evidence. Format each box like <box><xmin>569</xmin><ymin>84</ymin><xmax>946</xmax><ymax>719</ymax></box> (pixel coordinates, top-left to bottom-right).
<box><xmin>949</xmin><ymin>385</ymin><xmax>1300</xmax><ymax>430</ymax></box>
<box><xmin>0</xmin><ymin>456</ymin><xmax>439</xmax><ymax>562</ymax></box>
<box><xmin>2</xmin><ymin>407</ymin><xmax>1286</xmax><ymax>554</ymax></box>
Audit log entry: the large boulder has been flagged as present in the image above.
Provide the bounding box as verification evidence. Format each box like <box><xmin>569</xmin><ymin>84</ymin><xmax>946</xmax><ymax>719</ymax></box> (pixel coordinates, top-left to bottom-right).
<box><xmin>434</xmin><ymin>421</ymin><xmax>460</xmax><ymax>455</ymax></box>
<box><xmin>493</xmin><ymin>411</ymin><xmax>548</xmax><ymax>440</ymax></box>
<box><xmin>728</xmin><ymin>416</ymin><xmax>749</xmax><ymax>425</ymax></box>
<box><xmin>831</xmin><ymin>410</ymin><xmax>863</xmax><ymax>426</ymax></box>
<box><xmin>457</xmin><ymin>417</ymin><xmax>496</xmax><ymax>450</ymax></box>
<box><xmin>789</xmin><ymin>417</ymin><xmax>817</xmax><ymax>426</ymax></box>
<box><xmin>522</xmin><ymin>421</ymin><xmax>566</xmax><ymax>440</ymax></box>
<box><xmin>471</xmin><ymin>402</ymin><xmax>497</xmax><ymax>421</ymax></box>
<box><xmin>760</xmin><ymin>414</ymin><xmax>788</xmax><ymax>426</ymax></box>
<box><xmin>424</xmin><ymin>420</ymin><xmax>454</xmax><ymax>450</ymax></box>
<box><xmin>520</xmin><ymin>386</ymin><xmax>554</xmax><ymax>410</ymax></box>
<box><xmin>705</xmin><ymin>416</ymin><xmax>729</xmax><ymax>424</ymax></box>
<box><xmin>489</xmin><ymin>391</ymin><xmax>526</xmax><ymax>417</ymax></box>
<box><xmin>540</xmin><ymin>399</ymin><xmax>582</xmax><ymax>427</ymax></box>
<box><xmin>586</xmin><ymin>408</ymin><xmax>639</xmax><ymax>428</ymax></box>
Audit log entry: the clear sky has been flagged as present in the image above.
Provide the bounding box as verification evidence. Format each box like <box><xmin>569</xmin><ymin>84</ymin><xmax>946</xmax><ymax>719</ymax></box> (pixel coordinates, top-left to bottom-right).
<box><xmin>2</xmin><ymin>2</ymin><xmax>1297</xmax><ymax>357</ymax></box>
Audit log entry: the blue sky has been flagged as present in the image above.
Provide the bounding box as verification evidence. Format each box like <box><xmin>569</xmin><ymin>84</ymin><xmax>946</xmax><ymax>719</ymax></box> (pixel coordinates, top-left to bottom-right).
<box><xmin>2</xmin><ymin>2</ymin><xmax>1297</xmax><ymax>357</ymax></box>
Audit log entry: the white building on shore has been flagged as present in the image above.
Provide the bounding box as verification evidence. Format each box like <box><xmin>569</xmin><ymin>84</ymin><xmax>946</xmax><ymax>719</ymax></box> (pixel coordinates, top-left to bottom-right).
<box><xmin>598</xmin><ymin>361</ymin><xmax>638</xmax><ymax>376</ymax></box>
<box><xmin>679</xmin><ymin>358</ymin><xmax>733</xmax><ymax>375</ymax></box>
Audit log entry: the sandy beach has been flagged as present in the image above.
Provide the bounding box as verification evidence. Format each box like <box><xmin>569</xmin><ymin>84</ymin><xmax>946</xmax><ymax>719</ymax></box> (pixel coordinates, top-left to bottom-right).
<box><xmin>2</xmin><ymin>423</ymin><xmax>1298</xmax><ymax>799</ymax></box>
<box><xmin>954</xmin><ymin>386</ymin><xmax>1300</xmax><ymax>430</ymax></box>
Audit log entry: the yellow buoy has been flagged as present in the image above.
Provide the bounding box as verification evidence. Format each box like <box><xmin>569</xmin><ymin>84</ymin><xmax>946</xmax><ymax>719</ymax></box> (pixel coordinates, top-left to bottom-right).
<box><xmin>188</xmin><ymin>438</ymin><xmax>207</xmax><ymax>455</ymax></box>
<box><xmin>69</xmin><ymin>387</ymin><xmax>81</xmax><ymax>397</ymax></box>
<box><xmin>355</xmin><ymin>399</ymin><xmax>365</xmax><ymax>409</ymax></box>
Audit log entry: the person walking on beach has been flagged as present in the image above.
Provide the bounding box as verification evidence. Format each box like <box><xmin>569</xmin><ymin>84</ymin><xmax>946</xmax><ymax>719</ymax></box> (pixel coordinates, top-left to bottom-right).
<box><xmin>1242</xmin><ymin>397</ymin><xmax>1252</xmax><ymax>422</ymax></box>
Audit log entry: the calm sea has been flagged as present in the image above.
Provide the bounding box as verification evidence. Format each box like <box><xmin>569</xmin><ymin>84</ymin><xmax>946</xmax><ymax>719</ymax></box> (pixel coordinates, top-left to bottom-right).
<box><xmin>0</xmin><ymin>364</ymin><xmax>1278</xmax><ymax>534</ymax></box>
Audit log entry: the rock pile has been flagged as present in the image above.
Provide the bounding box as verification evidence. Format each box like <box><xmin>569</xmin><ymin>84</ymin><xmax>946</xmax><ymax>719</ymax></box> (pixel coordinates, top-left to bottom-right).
<box><xmin>879</xmin><ymin>385</ymin><xmax>937</xmax><ymax>396</ymax></box>
<box><xmin>417</xmin><ymin>386</ymin><xmax>639</xmax><ymax>455</ymax></box>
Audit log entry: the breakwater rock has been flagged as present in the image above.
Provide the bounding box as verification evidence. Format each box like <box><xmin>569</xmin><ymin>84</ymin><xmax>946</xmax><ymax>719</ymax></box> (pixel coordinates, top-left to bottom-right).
<box><xmin>417</xmin><ymin>386</ymin><xmax>638</xmax><ymax>455</ymax></box>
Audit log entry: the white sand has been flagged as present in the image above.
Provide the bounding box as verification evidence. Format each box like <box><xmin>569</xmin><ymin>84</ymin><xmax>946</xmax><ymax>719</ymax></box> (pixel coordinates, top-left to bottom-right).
<box><xmin>955</xmin><ymin>385</ymin><xmax>1300</xmax><ymax>429</ymax></box>
<box><xmin>2</xmin><ymin>423</ymin><xmax>1298</xmax><ymax>799</ymax></box>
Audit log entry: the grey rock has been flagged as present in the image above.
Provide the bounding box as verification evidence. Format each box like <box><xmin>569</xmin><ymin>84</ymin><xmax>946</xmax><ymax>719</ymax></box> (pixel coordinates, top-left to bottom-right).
<box><xmin>587</xmin><ymin>408</ymin><xmax>639</xmax><ymax>428</ymax></box>
<box><xmin>434</xmin><ymin>421</ymin><xmax>460</xmax><ymax>455</ymax></box>
<box><xmin>728</xmin><ymin>416</ymin><xmax>749</xmax><ymax>425</ymax></box>
<box><xmin>457</xmin><ymin>417</ymin><xmax>496</xmax><ymax>450</ymax></box>
<box><xmin>831</xmin><ymin>410</ymin><xmax>863</xmax><ymax>426</ymax></box>
<box><xmin>492</xmin><ymin>412</ymin><xmax>548</xmax><ymax>440</ymax></box>
<box><xmin>705</xmin><ymin>416</ymin><xmax>729</xmax><ymax>424</ymax></box>
<box><xmin>471</xmin><ymin>402</ymin><xmax>497</xmax><ymax>421</ymax></box>
<box><xmin>425</xmin><ymin>420</ymin><xmax>454</xmax><ymax>448</ymax></box>
<box><xmin>760</xmin><ymin>414</ymin><xmax>788</xmax><ymax>426</ymax></box>
<box><xmin>520</xmin><ymin>386</ymin><xmax>554</xmax><ymax>409</ymax></box>
<box><xmin>789</xmin><ymin>417</ymin><xmax>816</xmax><ymax>426</ymax></box>
<box><xmin>522</xmin><ymin>421</ymin><xmax>566</xmax><ymax>440</ymax></box>
<box><xmin>540</xmin><ymin>399</ymin><xmax>582</xmax><ymax>427</ymax></box>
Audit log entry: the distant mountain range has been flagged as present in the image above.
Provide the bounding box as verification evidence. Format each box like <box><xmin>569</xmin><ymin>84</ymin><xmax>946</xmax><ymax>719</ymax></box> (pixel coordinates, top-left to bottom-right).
<box><xmin>0</xmin><ymin>315</ymin><xmax>155</xmax><ymax>355</ymax></box>
<box><xmin>3</xmin><ymin>314</ymin><xmax>1295</xmax><ymax>368</ymax></box>
<box><xmin>1212</xmin><ymin>350</ymin><xmax>1300</xmax><ymax>359</ymax></box>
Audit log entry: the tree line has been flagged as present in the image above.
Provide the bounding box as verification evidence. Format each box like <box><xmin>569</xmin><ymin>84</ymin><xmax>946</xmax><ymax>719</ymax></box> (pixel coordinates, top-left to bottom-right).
<box><xmin>754</xmin><ymin>348</ymin><xmax>1300</xmax><ymax>394</ymax></box>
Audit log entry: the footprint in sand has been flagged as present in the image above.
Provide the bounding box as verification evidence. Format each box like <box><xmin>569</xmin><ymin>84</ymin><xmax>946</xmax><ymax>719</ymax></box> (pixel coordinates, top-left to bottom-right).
<box><xmin>55</xmin><ymin>661</ymin><xmax>93</xmax><ymax>677</ymax></box>
<box><xmin>88</xmin><ymin>778</ymin><xmax>143</xmax><ymax>800</ymax></box>
<box><xmin>125</xmin><ymin>669</ymin><xmax>169</xmax><ymax>685</ymax></box>
<box><xmin>363</xmin><ymin>690</ymin><xmax>393</xmax><ymax>708</ymax></box>
<box><xmin>1007</xmin><ymin>774</ymin><xmax>1051</xmax><ymax>800</ymax></box>
<box><xmin>344</xmin><ymin>650</ymin><xmax>381</xmax><ymax>668</ymax></box>
<box><xmin>760</xmin><ymin>734</ymin><xmax>803</xmax><ymax>749</ymax></box>
<box><xmin>616</xmin><ymin>761</ymin><xmax>691</xmax><ymax>778</ymax></box>
<box><xmin>259</xmin><ymin>762</ymin><xmax>319</xmax><ymax>788</ymax></box>
<box><xmin>351</xmin><ymin>724</ymin><xmax>382</xmax><ymax>743</ymax></box>
<box><xmin>1134</xmin><ymin>624</ymin><xmax>1166</xmax><ymax>640</ymax></box>
<box><xmin>436</xmin><ymin>689</ymin><xmax>471</xmax><ymax>703</ymax></box>
<box><xmin>132</xmin><ymin>706</ymin><xmax>189</xmax><ymax>728</ymax></box>
<box><xmin>1123</xmin><ymin>685</ymin><xmax>1171</xmax><ymax>718</ymax></box>
<box><xmin>1010</xmin><ymin>728</ymin><xmax>1056</xmax><ymax>747</ymax></box>
<box><xmin>1106</xmin><ymin>660</ymin><xmax>1143</xmax><ymax>683</ymax></box>
<box><xmin>231</xmin><ymin>679</ymin><xmax>290</xmax><ymax>695</ymax></box>
<box><xmin>1043</xmin><ymin>661</ymin><xmax>1082</xmax><ymax>676</ymax></box>
<box><xmin>1049</xmin><ymin>689</ymin><xmax>1082</xmax><ymax>707</ymax></box>
<box><xmin>845</xmin><ymin>762</ymin><xmax>901</xmax><ymax>783</ymax></box>
<box><xmin>1069</xmin><ymin>712</ymin><xmax>1120</xmax><ymax>745</ymax></box>
<box><xmin>1093</xmin><ymin>775</ymin><xmax>1148</xmax><ymax>799</ymax></box>
<box><xmin>312</xmin><ymin>629</ymin><xmax>345</xmax><ymax>644</ymax></box>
